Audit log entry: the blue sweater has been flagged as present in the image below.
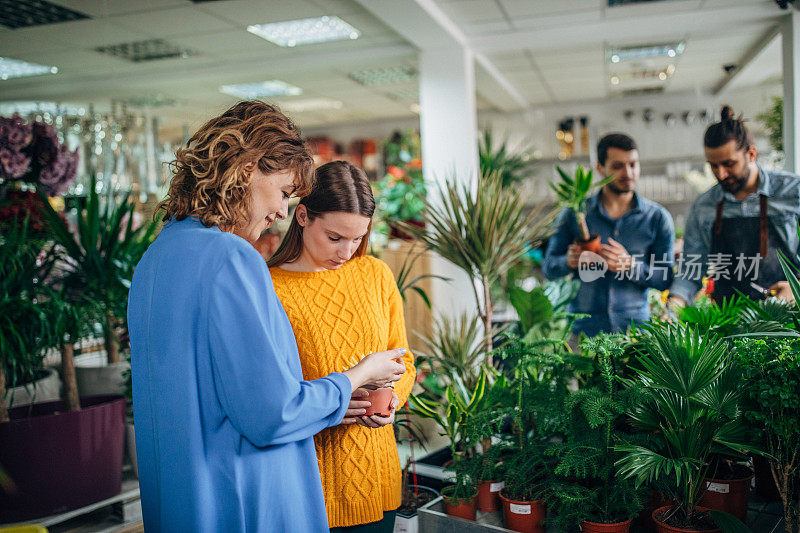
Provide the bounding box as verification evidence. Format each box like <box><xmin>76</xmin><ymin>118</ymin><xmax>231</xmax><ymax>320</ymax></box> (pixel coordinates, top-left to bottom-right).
<box><xmin>128</xmin><ymin>217</ymin><xmax>351</xmax><ymax>532</ymax></box>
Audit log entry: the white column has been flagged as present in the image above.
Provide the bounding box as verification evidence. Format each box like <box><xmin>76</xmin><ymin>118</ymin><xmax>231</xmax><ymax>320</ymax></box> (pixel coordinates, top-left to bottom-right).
<box><xmin>783</xmin><ymin>10</ymin><xmax>800</xmax><ymax>174</ymax></box>
<box><xmin>418</xmin><ymin>46</ymin><xmax>479</xmax><ymax>188</ymax></box>
<box><xmin>418</xmin><ymin>46</ymin><xmax>481</xmax><ymax>322</ymax></box>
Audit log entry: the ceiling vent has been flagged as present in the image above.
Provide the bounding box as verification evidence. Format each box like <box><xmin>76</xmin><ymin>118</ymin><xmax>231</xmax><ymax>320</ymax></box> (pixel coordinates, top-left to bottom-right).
<box><xmin>349</xmin><ymin>65</ymin><xmax>417</xmax><ymax>87</ymax></box>
<box><xmin>0</xmin><ymin>0</ymin><xmax>90</xmax><ymax>29</ymax></box>
<box><xmin>621</xmin><ymin>87</ymin><xmax>665</xmax><ymax>96</ymax></box>
<box><xmin>608</xmin><ymin>0</ymin><xmax>672</xmax><ymax>6</ymax></box>
<box><xmin>95</xmin><ymin>39</ymin><xmax>196</xmax><ymax>63</ymax></box>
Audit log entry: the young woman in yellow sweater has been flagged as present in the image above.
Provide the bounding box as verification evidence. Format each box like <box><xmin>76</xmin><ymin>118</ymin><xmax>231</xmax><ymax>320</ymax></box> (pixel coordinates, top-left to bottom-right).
<box><xmin>268</xmin><ymin>161</ymin><xmax>416</xmax><ymax>532</ymax></box>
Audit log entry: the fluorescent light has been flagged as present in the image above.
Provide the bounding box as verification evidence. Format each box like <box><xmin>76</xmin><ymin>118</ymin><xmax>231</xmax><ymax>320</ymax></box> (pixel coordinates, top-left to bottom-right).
<box><xmin>220</xmin><ymin>81</ymin><xmax>302</xmax><ymax>99</ymax></box>
<box><xmin>0</xmin><ymin>57</ymin><xmax>58</xmax><ymax>80</ymax></box>
<box><xmin>280</xmin><ymin>98</ymin><xmax>343</xmax><ymax>112</ymax></box>
<box><xmin>607</xmin><ymin>41</ymin><xmax>685</xmax><ymax>63</ymax></box>
<box><xmin>349</xmin><ymin>65</ymin><xmax>417</xmax><ymax>86</ymax></box>
<box><xmin>610</xmin><ymin>75</ymin><xmax>620</xmax><ymax>85</ymax></box>
<box><xmin>247</xmin><ymin>16</ymin><xmax>360</xmax><ymax>47</ymax></box>
<box><xmin>0</xmin><ymin>101</ymin><xmax>85</xmax><ymax>116</ymax></box>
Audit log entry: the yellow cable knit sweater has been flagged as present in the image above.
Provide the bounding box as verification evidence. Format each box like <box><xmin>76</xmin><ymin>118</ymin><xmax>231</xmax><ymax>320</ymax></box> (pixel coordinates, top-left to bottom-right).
<box><xmin>270</xmin><ymin>255</ymin><xmax>416</xmax><ymax>528</ymax></box>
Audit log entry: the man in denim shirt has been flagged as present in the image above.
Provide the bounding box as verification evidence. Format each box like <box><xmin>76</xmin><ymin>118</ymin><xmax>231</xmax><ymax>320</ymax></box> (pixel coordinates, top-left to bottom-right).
<box><xmin>669</xmin><ymin>106</ymin><xmax>800</xmax><ymax>307</ymax></box>
<box><xmin>543</xmin><ymin>134</ymin><xmax>675</xmax><ymax>337</ymax></box>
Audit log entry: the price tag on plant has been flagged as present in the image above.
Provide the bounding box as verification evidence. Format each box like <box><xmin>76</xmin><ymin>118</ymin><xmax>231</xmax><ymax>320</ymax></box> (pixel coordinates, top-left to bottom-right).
<box><xmin>706</xmin><ymin>482</ymin><xmax>730</xmax><ymax>494</ymax></box>
<box><xmin>510</xmin><ymin>503</ymin><xmax>531</xmax><ymax>514</ymax></box>
<box><xmin>490</xmin><ymin>481</ymin><xmax>504</xmax><ymax>493</ymax></box>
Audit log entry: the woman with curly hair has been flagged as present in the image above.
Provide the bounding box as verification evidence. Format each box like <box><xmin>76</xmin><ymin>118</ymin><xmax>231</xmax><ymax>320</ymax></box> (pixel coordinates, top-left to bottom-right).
<box><xmin>269</xmin><ymin>161</ymin><xmax>416</xmax><ymax>532</ymax></box>
<box><xmin>127</xmin><ymin>101</ymin><xmax>406</xmax><ymax>533</ymax></box>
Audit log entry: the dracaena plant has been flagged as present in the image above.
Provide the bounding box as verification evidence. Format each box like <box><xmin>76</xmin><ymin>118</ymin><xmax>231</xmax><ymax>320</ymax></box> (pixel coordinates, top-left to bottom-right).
<box><xmin>408</xmin><ymin>368</ymin><xmax>487</xmax><ymax>500</ymax></box>
<box><xmin>478</xmin><ymin>129</ymin><xmax>534</xmax><ymax>188</ymax></box>
<box><xmin>549</xmin><ymin>165</ymin><xmax>611</xmax><ymax>242</ymax></box>
<box><xmin>402</xmin><ymin>171</ymin><xmax>554</xmax><ymax>361</ymax></box>
<box><xmin>615</xmin><ymin>322</ymin><xmax>755</xmax><ymax>530</ymax></box>
<box><xmin>39</xmin><ymin>175</ymin><xmax>159</xmax><ymax>364</ymax></box>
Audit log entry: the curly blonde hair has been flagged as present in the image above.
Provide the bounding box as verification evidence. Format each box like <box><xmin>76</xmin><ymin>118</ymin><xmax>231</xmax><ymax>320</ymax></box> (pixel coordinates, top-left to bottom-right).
<box><xmin>158</xmin><ymin>100</ymin><xmax>314</xmax><ymax>230</ymax></box>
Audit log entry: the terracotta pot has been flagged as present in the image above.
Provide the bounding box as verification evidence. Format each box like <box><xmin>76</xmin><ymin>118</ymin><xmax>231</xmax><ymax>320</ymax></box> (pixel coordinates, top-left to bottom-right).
<box><xmin>499</xmin><ymin>490</ymin><xmax>546</xmax><ymax>533</ymax></box>
<box><xmin>363</xmin><ymin>387</ymin><xmax>394</xmax><ymax>416</ymax></box>
<box><xmin>652</xmin><ymin>506</ymin><xmax>721</xmax><ymax>533</ymax></box>
<box><xmin>443</xmin><ymin>491</ymin><xmax>477</xmax><ymax>520</ymax></box>
<box><xmin>477</xmin><ymin>480</ymin><xmax>504</xmax><ymax>511</ymax></box>
<box><xmin>581</xmin><ymin>518</ymin><xmax>633</xmax><ymax>533</ymax></box>
<box><xmin>639</xmin><ymin>492</ymin><xmax>673</xmax><ymax>533</ymax></box>
<box><xmin>576</xmin><ymin>234</ymin><xmax>601</xmax><ymax>254</ymax></box>
<box><xmin>698</xmin><ymin>471</ymin><xmax>754</xmax><ymax>522</ymax></box>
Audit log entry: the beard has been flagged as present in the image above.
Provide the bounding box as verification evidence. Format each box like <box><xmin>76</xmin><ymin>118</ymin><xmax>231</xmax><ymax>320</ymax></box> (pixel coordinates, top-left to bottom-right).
<box><xmin>719</xmin><ymin>165</ymin><xmax>751</xmax><ymax>194</ymax></box>
<box><xmin>606</xmin><ymin>179</ymin><xmax>634</xmax><ymax>195</ymax></box>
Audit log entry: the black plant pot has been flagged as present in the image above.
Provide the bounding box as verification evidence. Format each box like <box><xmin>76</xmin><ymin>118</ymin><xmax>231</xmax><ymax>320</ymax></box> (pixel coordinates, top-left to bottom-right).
<box><xmin>0</xmin><ymin>394</ymin><xmax>126</xmax><ymax>523</ymax></box>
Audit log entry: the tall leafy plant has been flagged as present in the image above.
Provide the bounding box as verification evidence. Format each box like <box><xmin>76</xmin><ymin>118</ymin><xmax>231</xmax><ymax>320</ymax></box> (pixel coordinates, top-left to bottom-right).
<box><xmin>478</xmin><ymin>130</ymin><xmax>534</xmax><ymax>188</ymax></box>
<box><xmin>549</xmin><ymin>165</ymin><xmax>611</xmax><ymax>242</ymax></box>
<box><xmin>733</xmin><ymin>337</ymin><xmax>800</xmax><ymax>533</ymax></box>
<box><xmin>615</xmin><ymin>322</ymin><xmax>755</xmax><ymax>530</ymax></box>
<box><xmin>0</xmin><ymin>220</ymin><xmax>58</xmax><ymax>422</ymax></box>
<box><xmin>403</xmin><ymin>171</ymin><xmax>554</xmax><ymax>361</ymax></box>
<box><xmin>39</xmin><ymin>176</ymin><xmax>159</xmax><ymax>364</ymax></box>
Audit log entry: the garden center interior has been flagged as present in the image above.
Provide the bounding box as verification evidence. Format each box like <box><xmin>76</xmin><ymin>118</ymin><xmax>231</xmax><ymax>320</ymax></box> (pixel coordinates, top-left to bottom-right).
<box><xmin>1</xmin><ymin>0</ymin><xmax>800</xmax><ymax>532</ymax></box>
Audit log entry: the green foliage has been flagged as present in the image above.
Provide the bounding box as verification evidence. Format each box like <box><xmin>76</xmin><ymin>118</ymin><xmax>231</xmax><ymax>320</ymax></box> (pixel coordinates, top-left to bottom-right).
<box><xmin>549</xmin><ymin>165</ymin><xmax>612</xmax><ymax>239</ymax></box>
<box><xmin>543</xmin><ymin>334</ymin><xmax>644</xmax><ymax>528</ymax></box>
<box><xmin>478</xmin><ymin>129</ymin><xmax>534</xmax><ymax>188</ymax></box>
<box><xmin>0</xmin><ymin>219</ymin><xmax>58</xmax><ymax>407</ymax></box>
<box><xmin>39</xmin><ymin>175</ymin><xmax>159</xmax><ymax>360</ymax></box>
<box><xmin>394</xmin><ymin>243</ymin><xmax>450</xmax><ymax>310</ymax></box>
<box><xmin>373</xmin><ymin>172</ymin><xmax>427</xmax><ymax>224</ymax></box>
<box><xmin>415</xmin><ymin>312</ymin><xmax>493</xmax><ymax>392</ymax></box>
<box><xmin>758</xmin><ymin>96</ymin><xmax>783</xmax><ymax>154</ymax></box>
<box><xmin>733</xmin><ymin>337</ymin><xmax>800</xmax><ymax>532</ymax></box>
<box><xmin>507</xmin><ymin>278</ymin><xmax>582</xmax><ymax>343</ymax></box>
<box><xmin>615</xmin><ymin>322</ymin><xmax>755</xmax><ymax>527</ymax></box>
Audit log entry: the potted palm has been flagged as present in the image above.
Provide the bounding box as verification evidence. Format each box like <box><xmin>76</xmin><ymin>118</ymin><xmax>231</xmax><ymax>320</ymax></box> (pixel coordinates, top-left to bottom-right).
<box><xmin>549</xmin><ymin>165</ymin><xmax>612</xmax><ymax>254</ymax></box>
<box><xmin>39</xmin><ymin>175</ymin><xmax>159</xmax><ymax>394</ymax></box>
<box><xmin>615</xmin><ymin>322</ymin><xmax>755</xmax><ymax>533</ymax></box>
<box><xmin>544</xmin><ymin>334</ymin><xmax>643</xmax><ymax>533</ymax></box>
<box><xmin>478</xmin><ymin>129</ymin><xmax>534</xmax><ymax>188</ymax></box>
<box><xmin>403</xmin><ymin>171</ymin><xmax>554</xmax><ymax>359</ymax></box>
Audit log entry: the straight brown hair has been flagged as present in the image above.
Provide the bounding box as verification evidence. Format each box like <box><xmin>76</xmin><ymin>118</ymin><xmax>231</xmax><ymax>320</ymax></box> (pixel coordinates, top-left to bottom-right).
<box><xmin>268</xmin><ymin>161</ymin><xmax>375</xmax><ymax>267</ymax></box>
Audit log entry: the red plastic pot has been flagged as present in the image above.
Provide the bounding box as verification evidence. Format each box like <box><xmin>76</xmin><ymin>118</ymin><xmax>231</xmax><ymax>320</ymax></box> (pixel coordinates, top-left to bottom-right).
<box><xmin>639</xmin><ymin>492</ymin><xmax>673</xmax><ymax>533</ymax></box>
<box><xmin>499</xmin><ymin>490</ymin><xmax>545</xmax><ymax>533</ymax></box>
<box><xmin>652</xmin><ymin>506</ymin><xmax>721</xmax><ymax>533</ymax></box>
<box><xmin>0</xmin><ymin>395</ymin><xmax>126</xmax><ymax>523</ymax></box>
<box><xmin>477</xmin><ymin>480</ymin><xmax>504</xmax><ymax>511</ymax></box>
<box><xmin>581</xmin><ymin>518</ymin><xmax>632</xmax><ymax>532</ymax></box>
<box><xmin>698</xmin><ymin>471</ymin><xmax>754</xmax><ymax>522</ymax></box>
<box><xmin>363</xmin><ymin>387</ymin><xmax>393</xmax><ymax>416</ymax></box>
<box><xmin>576</xmin><ymin>234</ymin><xmax>602</xmax><ymax>254</ymax></box>
<box><xmin>443</xmin><ymin>491</ymin><xmax>477</xmax><ymax>520</ymax></box>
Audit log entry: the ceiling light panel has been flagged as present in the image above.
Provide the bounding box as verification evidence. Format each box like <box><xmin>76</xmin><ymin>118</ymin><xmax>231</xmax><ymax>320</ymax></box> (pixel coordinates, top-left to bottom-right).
<box><xmin>96</xmin><ymin>39</ymin><xmax>196</xmax><ymax>63</ymax></box>
<box><xmin>348</xmin><ymin>66</ymin><xmax>417</xmax><ymax>87</ymax></box>
<box><xmin>0</xmin><ymin>0</ymin><xmax>90</xmax><ymax>29</ymax></box>
<box><xmin>608</xmin><ymin>41</ymin><xmax>685</xmax><ymax>63</ymax></box>
<box><xmin>220</xmin><ymin>81</ymin><xmax>303</xmax><ymax>99</ymax></box>
<box><xmin>0</xmin><ymin>57</ymin><xmax>58</xmax><ymax>80</ymax></box>
<box><xmin>280</xmin><ymin>99</ymin><xmax>343</xmax><ymax>113</ymax></box>
<box><xmin>247</xmin><ymin>16</ymin><xmax>360</xmax><ymax>47</ymax></box>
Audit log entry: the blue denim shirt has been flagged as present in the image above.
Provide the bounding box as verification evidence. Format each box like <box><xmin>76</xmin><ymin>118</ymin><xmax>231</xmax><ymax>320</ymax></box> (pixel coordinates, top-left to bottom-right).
<box><xmin>543</xmin><ymin>192</ymin><xmax>675</xmax><ymax>336</ymax></box>
<box><xmin>670</xmin><ymin>165</ymin><xmax>800</xmax><ymax>303</ymax></box>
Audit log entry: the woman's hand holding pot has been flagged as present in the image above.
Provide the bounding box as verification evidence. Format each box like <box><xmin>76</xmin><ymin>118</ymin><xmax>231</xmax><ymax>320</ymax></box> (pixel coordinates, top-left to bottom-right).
<box><xmin>343</xmin><ymin>348</ymin><xmax>406</xmax><ymax>393</ymax></box>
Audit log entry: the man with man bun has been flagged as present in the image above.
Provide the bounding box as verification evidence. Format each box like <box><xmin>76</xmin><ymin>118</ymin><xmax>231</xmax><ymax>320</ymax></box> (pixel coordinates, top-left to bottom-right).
<box><xmin>669</xmin><ymin>105</ymin><xmax>800</xmax><ymax>308</ymax></box>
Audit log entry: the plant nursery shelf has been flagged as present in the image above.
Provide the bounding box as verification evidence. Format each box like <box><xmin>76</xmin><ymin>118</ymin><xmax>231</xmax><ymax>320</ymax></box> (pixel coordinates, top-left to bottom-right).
<box><xmin>1</xmin><ymin>474</ymin><xmax>142</xmax><ymax>532</ymax></box>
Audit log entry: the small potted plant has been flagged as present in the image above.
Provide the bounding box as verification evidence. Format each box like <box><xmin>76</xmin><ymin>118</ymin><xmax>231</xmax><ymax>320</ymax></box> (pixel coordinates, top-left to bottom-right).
<box><xmin>544</xmin><ymin>334</ymin><xmax>644</xmax><ymax>533</ymax></box>
<box><xmin>549</xmin><ymin>165</ymin><xmax>611</xmax><ymax>254</ymax></box>
<box><xmin>616</xmin><ymin>322</ymin><xmax>756</xmax><ymax>533</ymax></box>
<box><xmin>408</xmin><ymin>369</ymin><xmax>487</xmax><ymax>520</ymax></box>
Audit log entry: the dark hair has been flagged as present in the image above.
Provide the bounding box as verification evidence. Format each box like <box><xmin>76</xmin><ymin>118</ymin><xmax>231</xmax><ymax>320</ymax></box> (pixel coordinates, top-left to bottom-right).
<box><xmin>597</xmin><ymin>133</ymin><xmax>638</xmax><ymax>166</ymax></box>
<box><xmin>267</xmin><ymin>161</ymin><xmax>375</xmax><ymax>267</ymax></box>
<box><xmin>158</xmin><ymin>100</ymin><xmax>314</xmax><ymax>230</ymax></box>
<box><xmin>703</xmin><ymin>105</ymin><xmax>754</xmax><ymax>151</ymax></box>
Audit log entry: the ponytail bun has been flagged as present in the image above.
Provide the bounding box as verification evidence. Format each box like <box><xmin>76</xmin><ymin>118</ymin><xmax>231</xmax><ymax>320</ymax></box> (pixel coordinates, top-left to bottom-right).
<box><xmin>720</xmin><ymin>105</ymin><xmax>734</xmax><ymax>121</ymax></box>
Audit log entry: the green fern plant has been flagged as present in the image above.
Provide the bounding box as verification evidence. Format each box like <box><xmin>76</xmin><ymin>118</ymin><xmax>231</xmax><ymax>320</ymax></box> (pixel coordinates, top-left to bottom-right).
<box><xmin>549</xmin><ymin>165</ymin><xmax>612</xmax><ymax>242</ymax></box>
<box><xmin>543</xmin><ymin>334</ymin><xmax>644</xmax><ymax>529</ymax></box>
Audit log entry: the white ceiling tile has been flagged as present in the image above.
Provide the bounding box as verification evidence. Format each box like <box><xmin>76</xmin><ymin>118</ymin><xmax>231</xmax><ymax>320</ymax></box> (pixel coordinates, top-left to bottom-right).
<box><xmin>498</xmin><ymin>0</ymin><xmax>601</xmax><ymax>18</ymax></box>
<box><xmin>191</xmin><ymin>0</ymin><xmax>325</xmax><ymax>26</ymax></box>
<box><xmin>48</xmin><ymin>0</ymin><xmax>186</xmax><ymax>18</ymax></box>
<box><xmin>604</xmin><ymin>0</ymin><xmax>703</xmax><ymax>19</ymax></box>
<box><xmin>109</xmin><ymin>7</ymin><xmax>236</xmax><ymax>37</ymax></box>
<box><xmin>436</xmin><ymin>0</ymin><xmax>504</xmax><ymax>23</ymax></box>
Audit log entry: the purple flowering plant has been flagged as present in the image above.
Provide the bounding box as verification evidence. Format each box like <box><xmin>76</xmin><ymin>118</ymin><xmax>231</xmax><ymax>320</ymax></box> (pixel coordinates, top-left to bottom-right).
<box><xmin>0</xmin><ymin>114</ymin><xmax>78</xmax><ymax>196</ymax></box>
